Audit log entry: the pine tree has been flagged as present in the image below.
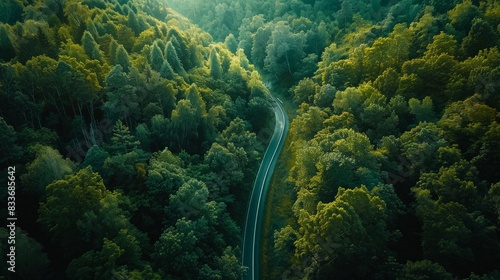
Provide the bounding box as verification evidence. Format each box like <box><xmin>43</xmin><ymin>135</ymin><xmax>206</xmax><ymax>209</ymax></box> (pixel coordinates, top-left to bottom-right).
<box><xmin>209</xmin><ymin>47</ymin><xmax>222</xmax><ymax>79</ymax></box>
<box><xmin>150</xmin><ymin>41</ymin><xmax>164</xmax><ymax>72</ymax></box>
<box><xmin>114</xmin><ymin>44</ymin><xmax>131</xmax><ymax>72</ymax></box>
<box><xmin>159</xmin><ymin>60</ymin><xmax>174</xmax><ymax>79</ymax></box>
<box><xmin>82</xmin><ymin>31</ymin><xmax>101</xmax><ymax>60</ymax></box>
<box><xmin>86</xmin><ymin>19</ymin><xmax>99</xmax><ymax>39</ymax></box>
<box><xmin>110</xmin><ymin>120</ymin><xmax>140</xmax><ymax>154</ymax></box>
<box><xmin>128</xmin><ymin>10</ymin><xmax>141</xmax><ymax>36</ymax></box>
<box><xmin>165</xmin><ymin>40</ymin><xmax>186</xmax><ymax>77</ymax></box>
<box><xmin>185</xmin><ymin>83</ymin><xmax>206</xmax><ymax>118</ymax></box>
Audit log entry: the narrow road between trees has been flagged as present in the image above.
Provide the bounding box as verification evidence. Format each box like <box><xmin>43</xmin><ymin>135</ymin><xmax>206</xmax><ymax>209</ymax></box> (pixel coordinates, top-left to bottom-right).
<box><xmin>241</xmin><ymin>92</ymin><xmax>289</xmax><ymax>280</ymax></box>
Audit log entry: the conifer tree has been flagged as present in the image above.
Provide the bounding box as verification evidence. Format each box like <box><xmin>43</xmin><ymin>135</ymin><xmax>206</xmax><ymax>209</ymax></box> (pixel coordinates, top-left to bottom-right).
<box><xmin>185</xmin><ymin>83</ymin><xmax>206</xmax><ymax>118</ymax></box>
<box><xmin>150</xmin><ymin>41</ymin><xmax>164</xmax><ymax>72</ymax></box>
<box><xmin>159</xmin><ymin>60</ymin><xmax>174</xmax><ymax>79</ymax></box>
<box><xmin>110</xmin><ymin>120</ymin><xmax>140</xmax><ymax>154</ymax></box>
<box><xmin>0</xmin><ymin>24</ymin><xmax>16</xmax><ymax>61</ymax></box>
<box><xmin>86</xmin><ymin>20</ymin><xmax>99</xmax><ymax>39</ymax></box>
<box><xmin>210</xmin><ymin>47</ymin><xmax>222</xmax><ymax>79</ymax></box>
<box><xmin>114</xmin><ymin>44</ymin><xmax>131</xmax><ymax>72</ymax></box>
<box><xmin>165</xmin><ymin>40</ymin><xmax>186</xmax><ymax>77</ymax></box>
<box><xmin>109</xmin><ymin>38</ymin><xmax>119</xmax><ymax>64</ymax></box>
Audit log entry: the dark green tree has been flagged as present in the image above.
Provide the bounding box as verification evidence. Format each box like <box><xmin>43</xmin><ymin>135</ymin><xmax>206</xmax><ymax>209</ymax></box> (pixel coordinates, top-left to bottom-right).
<box><xmin>21</xmin><ymin>146</ymin><xmax>74</xmax><ymax>197</ymax></box>
<box><xmin>38</xmin><ymin>167</ymin><xmax>140</xmax><ymax>258</ymax></box>
<box><xmin>115</xmin><ymin>44</ymin><xmax>131</xmax><ymax>72</ymax></box>
<box><xmin>81</xmin><ymin>30</ymin><xmax>101</xmax><ymax>61</ymax></box>
<box><xmin>149</xmin><ymin>40</ymin><xmax>164</xmax><ymax>72</ymax></box>
<box><xmin>461</xmin><ymin>18</ymin><xmax>497</xmax><ymax>57</ymax></box>
<box><xmin>209</xmin><ymin>47</ymin><xmax>223</xmax><ymax>79</ymax></box>
<box><xmin>398</xmin><ymin>260</ymin><xmax>452</xmax><ymax>280</ymax></box>
<box><xmin>109</xmin><ymin>120</ymin><xmax>140</xmax><ymax>155</ymax></box>
<box><xmin>165</xmin><ymin>40</ymin><xmax>187</xmax><ymax>77</ymax></box>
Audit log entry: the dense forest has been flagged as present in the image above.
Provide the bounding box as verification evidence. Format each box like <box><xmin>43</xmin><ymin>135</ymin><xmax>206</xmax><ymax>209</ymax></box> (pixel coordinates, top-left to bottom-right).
<box><xmin>170</xmin><ymin>0</ymin><xmax>500</xmax><ymax>279</ymax></box>
<box><xmin>1</xmin><ymin>0</ymin><xmax>500</xmax><ymax>279</ymax></box>
<box><xmin>0</xmin><ymin>0</ymin><xmax>274</xmax><ymax>278</ymax></box>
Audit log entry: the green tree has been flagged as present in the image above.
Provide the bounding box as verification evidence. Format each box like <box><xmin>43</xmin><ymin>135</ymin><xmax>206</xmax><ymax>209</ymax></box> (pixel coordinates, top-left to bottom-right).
<box><xmin>109</xmin><ymin>120</ymin><xmax>140</xmax><ymax>155</ymax></box>
<box><xmin>461</xmin><ymin>18</ymin><xmax>497</xmax><ymax>57</ymax></box>
<box><xmin>314</xmin><ymin>84</ymin><xmax>336</xmax><ymax>108</ymax></box>
<box><xmin>149</xmin><ymin>40</ymin><xmax>164</xmax><ymax>72</ymax></box>
<box><xmin>38</xmin><ymin>167</ymin><xmax>139</xmax><ymax>258</ymax></box>
<box><xmin>209</xmin><ymin>47</ymin><xmax>223</xmax><ymax>79</ymax></box>
<box><xmin>115</xmin><ymin>44</ymin><xmax>131</xmax><ymax>72</ymax></box>
<box><xmin>288</xmin><ymin>104</ymin><xmax>327</xmax><ymax>142</ymax></box>
<box><xmin>218</xmin><ymin>117</ymin><xmax>260</xmax><ymax>163</ymax></box>
<box><xmin>66</xmin><ymin>238</ymin><xmax>124</xmax><ymax>280</ymax></box>
<box><xmin>159</xmin><ymin>60</ymin><xmax>174</xmax><ymax>79</ymax></box>
<box><xmin>293</xmin><ymin>78</ymin><xmax>318</xmax><ymax>105</ymax></box>
<box><xmin>264</xmin><ymin>21</ymin><xmax>306</xmax><ymax>81</ymax></box>
<box><xmin>21</xmin><ymin>146</ymin><xmax>74</xmax><ymax>196</ymax></box>
<box><xmin>165</xmin><ymin>40</ymin><xmax>187</xmax><ymax>78</ymax></box>
<box><xmin>364</xmin><ymin>24</ymin><xmax>411</xmax><ymax>79</ymax></box>
<box><xmin>398</xmin><ymin>260</ymin><xmax>452</xmax><ymax>280</ymax></box>
<box><xmin>424</xmin><ymin>32</ymin><xmax>458</xmax><ymax>57</ymax></box>
<box><xmin>167</xmin><ymin>179</ymin><xmax>209</xmax><ymax>221</ymax></box>
<box><xmin>414</xmin><ymin>190</ymin><xmax>474</xmax><ymax>272</ymax></box>
<box><xmin>294</xmin><ymin>186</ymin><xmax>388</xmax><ymax>279</ymax></box>
<box><xmin>0</xmin><ymin>0</ymin><xmax>23</xmax><ymax>25</ymax></box>
<box><xmin>217</xmin><ymin>246</ymin><xmax>246</xmax><ymax>280</ymax></box>
<box><xmin>185</xmin><ymin>83</ymin><xmax>207</xmax><ymax>118</ymax></box>
<box><xmin>337</xmin><ymin>0</ymin><xmax>354</xmax><ymax>28</ymax></box>
<box><xmin>81</xmin><ymin>30</ymin><xmax>101</xmax><ymax>61</ymax></box>
<box><xmin>224</xmin><ymin>33</ymin><xmax>238</xmax><ymax>53</ymax></box>
<box><xmin>373</xmin><ymin>68</ymin><xmax>400</xmax><ymax>98</ymax></box>
<box><xmin>438</xmin><ymin>96</ymin><xmax>498</xmax><ymax>157</ymax></box>
<box><xmin>109</xmin><ymin>38</ymin><xmax>119</xmax><ymax>64</ymax></box>
<box><xmin>448</xmin><ymin>0</ymin><xmax>480</xmax><ymax>35</ymax></box>
<box><xmin>135</xmin><ymin>123</ymin><xmax>151</xmax><ymax>151</ymax></box>
<box><xmin>82</xmin><ymin>145</ymin><xmax>109</xmax><ymax>174</ymax></box>
<box><xmin>169</xmin><ymin>99</ymin><xmax>201</xmax><ymax>152</ymax></box>
<box><xmin>153</xmin><ymin>218</ymin><xmax>203</xmax><ymax>278</ymax></box>
<box><xmin>251</xmin><ymin>26</ymin><xmax>272</xmax><ymax>69</ymax></box>
<box><xmin>408</xmin><ymin>96</ymin><xmax>437</xmax><ymax>123</ymax></box>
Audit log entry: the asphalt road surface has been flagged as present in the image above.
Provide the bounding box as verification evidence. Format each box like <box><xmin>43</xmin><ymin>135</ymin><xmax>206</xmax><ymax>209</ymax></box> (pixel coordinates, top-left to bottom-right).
<box><xmin>241</xmin><ymin>93</ymin><xmax>289</xmax><ymax>280</ymax></box>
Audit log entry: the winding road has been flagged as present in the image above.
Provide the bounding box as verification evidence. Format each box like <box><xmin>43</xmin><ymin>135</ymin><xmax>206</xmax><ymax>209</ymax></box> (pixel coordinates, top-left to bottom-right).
<box><xmin>241</xmin><ymin>92</ymin><xmax>289</xmax><ymax>280</ymax></box>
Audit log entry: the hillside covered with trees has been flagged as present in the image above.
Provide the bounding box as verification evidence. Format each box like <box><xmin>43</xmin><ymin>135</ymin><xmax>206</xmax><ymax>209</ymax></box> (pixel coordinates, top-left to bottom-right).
<box><xmin>1</xmin><ymin>0</ymin><xmax>500</xmax><ymax>279</ymax></box>
<box><xmin>169</xmin><ymin>0</ymin><xmax>500</xmax><ymax>279</ymax></box>
<box><xmin>0</xmin><ymin>0</ymin><xmax>274</xmax><ymax>279</ymax></box>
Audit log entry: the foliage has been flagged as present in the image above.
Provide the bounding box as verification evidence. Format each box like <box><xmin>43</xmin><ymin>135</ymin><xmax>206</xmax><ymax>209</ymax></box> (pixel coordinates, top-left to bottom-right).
<box><xmin>0</xmin><ymin>0</ymin><xmax>271</xmax><ymax>277</ymax></box>
<box><xmin>2</xmin><ymin>0</ymin><xmax>500</xmax><ymax>278</ymax></box>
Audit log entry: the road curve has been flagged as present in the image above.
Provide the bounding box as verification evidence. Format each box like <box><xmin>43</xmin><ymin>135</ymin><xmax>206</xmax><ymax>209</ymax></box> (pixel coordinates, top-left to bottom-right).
<box><xmin>241</xmin><ymin>92</ymin><xmax>289</xmax><ymax>280</ymax></box>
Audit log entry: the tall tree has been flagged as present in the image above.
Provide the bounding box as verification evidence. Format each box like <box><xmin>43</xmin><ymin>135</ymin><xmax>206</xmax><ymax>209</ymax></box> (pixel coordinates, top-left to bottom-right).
<box><xmin>264</xmin><ymin>21</ymin><xmax>306</xmax><ymax>81</ymax></box>
<box><xmin>165</xmin><ymin>40</ymin><xmax>187</xmax><ymax>77</ymax></box>
<box><xmin>109</xmin><ymin>120</ymin><xmax>140</xmax><ymax>155</ymax></box>
<box><xmin>149</xmin><ymin>40</ymin><xmax>164</xmax><ymax>72</ymax></box>
<box><xmin>115</xmin><ymin>44</ymin><xmax>131</xmax><ymax>72</ymax></box>
<box><xmin>209</xmin><ymin>47</ymin><xmax>223</xmax><ymax>79</ymax></box>
<box><xmin>81</xmin><ymin>30</ymin><xmax>101</xmax><ymax>61</ymax></box>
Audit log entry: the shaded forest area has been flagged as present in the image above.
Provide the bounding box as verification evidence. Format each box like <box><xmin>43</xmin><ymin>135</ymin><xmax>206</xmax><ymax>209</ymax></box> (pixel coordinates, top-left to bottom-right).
<box><xmin>168</xmin><ymin>0</ymin><xmax>500</xmax><ymax>279</ymax></box>
<box><xmin>0</xmin><ymin>0</ymin><xmax>274</xmax><ymax>279</ymax></box>
<box><xmin>0</xmin><ymin>0</ymin><xmax>500</xmax><ymax>279</ymax></box>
